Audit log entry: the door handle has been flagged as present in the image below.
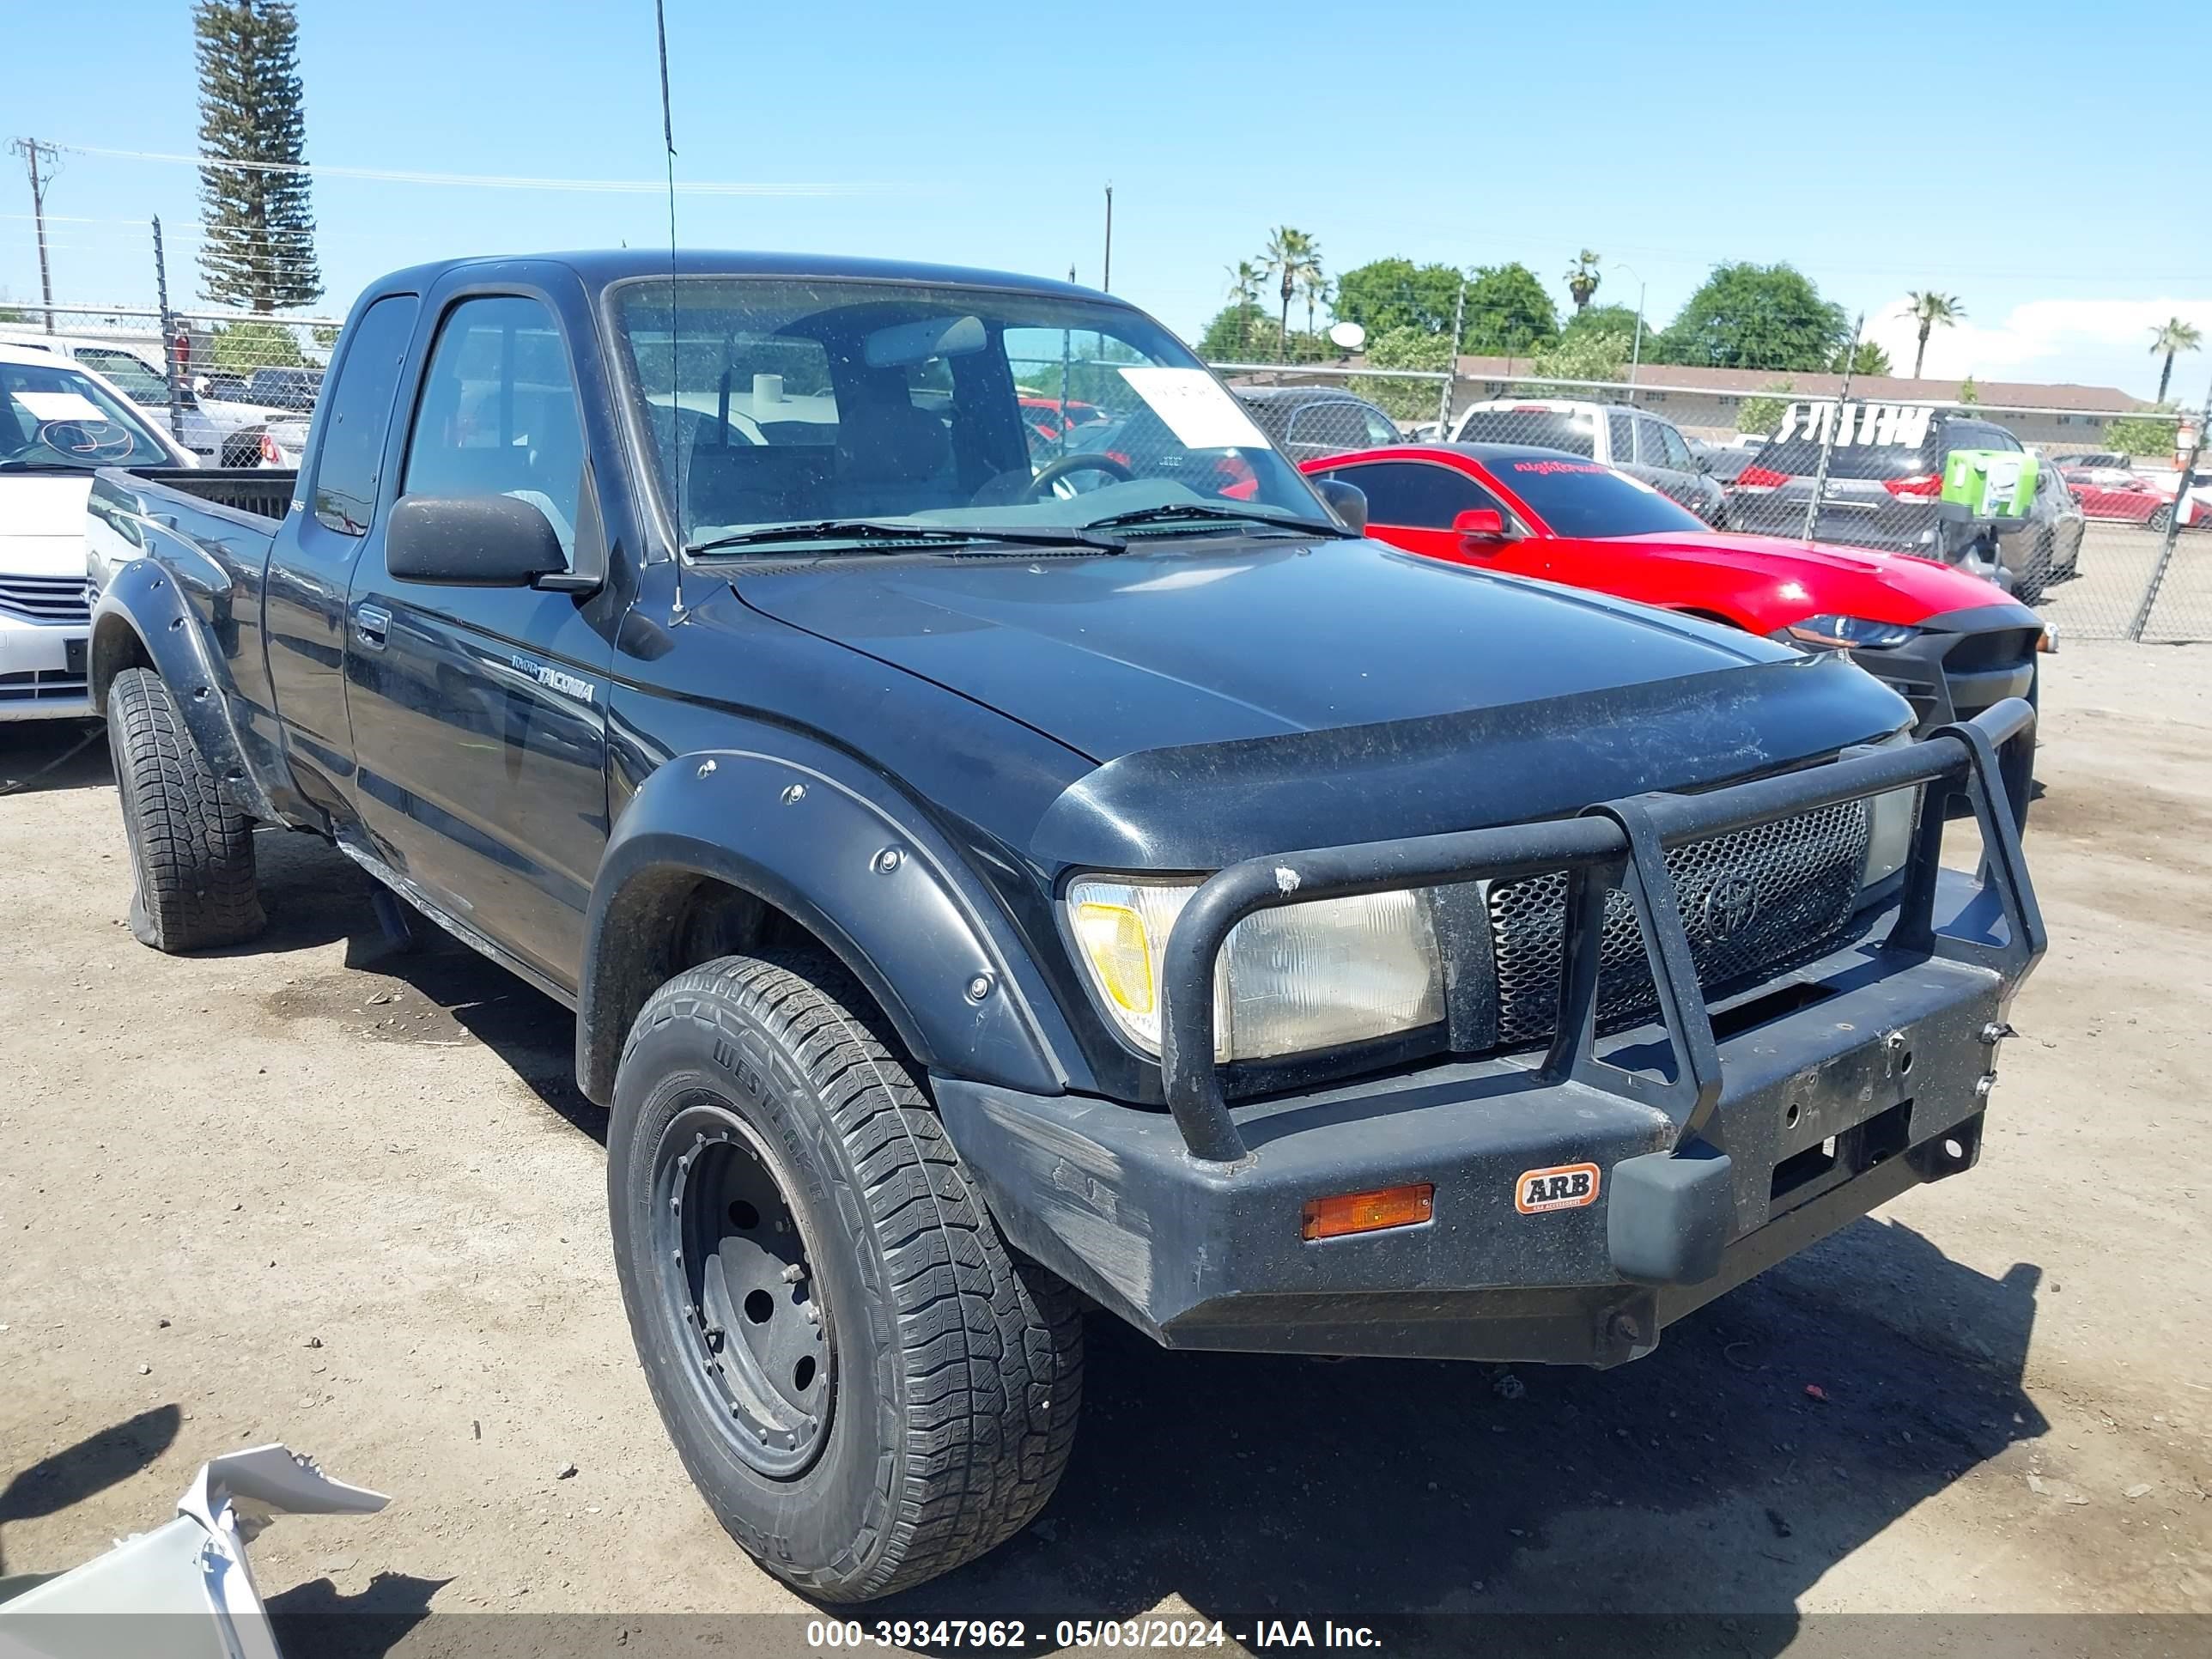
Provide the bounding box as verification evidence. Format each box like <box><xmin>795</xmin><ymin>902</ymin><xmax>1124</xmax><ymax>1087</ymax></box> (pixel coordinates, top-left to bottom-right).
<box><xmin>356</xmin><ymin>604</ymin><xmax>391</xmax><ymax>650</ymax></box>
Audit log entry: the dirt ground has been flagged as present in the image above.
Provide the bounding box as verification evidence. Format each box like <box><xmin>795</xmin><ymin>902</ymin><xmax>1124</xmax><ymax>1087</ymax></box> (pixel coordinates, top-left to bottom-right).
<box><xmin>3</xmin><ymin>642</ymin><xmax>2209</xmax><ymax>1651</ymax></box>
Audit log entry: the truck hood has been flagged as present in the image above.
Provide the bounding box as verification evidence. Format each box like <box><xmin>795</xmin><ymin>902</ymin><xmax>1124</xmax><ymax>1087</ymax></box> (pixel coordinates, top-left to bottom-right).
<box><xmin>736</xmin><ymin>538</ymin><xmax>1803</xmax><ymax>763</ymax></box>
<box><xmin>0</xmin><ymin>473</ymin><xmax>94</xmax><ymax>573</ymax></box>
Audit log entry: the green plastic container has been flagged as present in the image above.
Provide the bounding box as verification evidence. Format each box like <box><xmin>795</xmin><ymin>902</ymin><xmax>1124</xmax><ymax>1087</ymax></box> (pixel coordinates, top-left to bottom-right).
<box><xmin>1940</xmin><ymin>448</ymin><xmax>2039</xmax><ymax>521</ymax></box>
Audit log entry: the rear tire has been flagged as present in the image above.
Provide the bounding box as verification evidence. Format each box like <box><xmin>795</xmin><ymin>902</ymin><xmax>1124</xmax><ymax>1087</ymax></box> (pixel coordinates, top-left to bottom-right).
<box><xmin>608</xmin><ymin>951</ymin><xmax>1082</xmax><ymax>1601</ymax></box>
<box><xmin>106</xmin><ymin>667</ymin><xmax>264</xmax><ymax>952</ymax></box>
<box><xmin>2013</xmin><ymin>532</ymin><xmax>2052</xmax><ymax>607</ymax></box>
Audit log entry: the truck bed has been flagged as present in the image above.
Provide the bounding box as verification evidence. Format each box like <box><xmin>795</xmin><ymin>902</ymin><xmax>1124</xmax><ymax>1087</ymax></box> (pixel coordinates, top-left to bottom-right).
<box><xmin>101</xmin><ymin>467</ymin><xmax>296</xmax><ymax>526</ymax></box>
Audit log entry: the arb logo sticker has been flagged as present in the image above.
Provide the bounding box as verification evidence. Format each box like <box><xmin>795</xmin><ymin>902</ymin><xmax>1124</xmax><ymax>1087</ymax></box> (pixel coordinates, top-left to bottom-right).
<box><xmin>1516</xmin><ymin>1162</ymin><xmax>1601</xmax><ymax>1213</ymax></box>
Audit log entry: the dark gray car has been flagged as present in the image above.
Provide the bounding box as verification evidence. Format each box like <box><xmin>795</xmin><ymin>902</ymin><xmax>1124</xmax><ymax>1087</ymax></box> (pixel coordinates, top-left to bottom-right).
<box><xmin>1729</xmin><ymin>405</ymin><xmax>2085</xmax><ymax>605</ymax></box>
<box><xmin>1234</xmin><ymin>385</ymin><xmax>1403</xmax><ymax>463</ymax></box>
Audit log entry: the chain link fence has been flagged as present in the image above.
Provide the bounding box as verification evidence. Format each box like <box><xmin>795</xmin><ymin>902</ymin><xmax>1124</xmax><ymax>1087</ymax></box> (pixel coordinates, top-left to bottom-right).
<box><xmin>3</xmin><ymin>297</ymin><xmax>337</xmax><ymax>467</ymax></box>
<box><xmin>1213</xmin><ymin>356</ymin><xmax>2212</xmax><ymax>643</ymax></box>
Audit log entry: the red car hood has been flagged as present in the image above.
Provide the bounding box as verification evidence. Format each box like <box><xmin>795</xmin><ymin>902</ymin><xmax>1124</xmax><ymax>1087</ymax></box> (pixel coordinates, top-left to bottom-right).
<box><xmin>1607</xmin><ymin>529</ymin><xmax>2016</xmax><ymax>626</ymax></box>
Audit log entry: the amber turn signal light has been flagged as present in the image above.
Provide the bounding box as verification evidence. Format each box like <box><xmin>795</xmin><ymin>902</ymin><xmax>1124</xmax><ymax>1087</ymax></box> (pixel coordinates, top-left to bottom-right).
<box><xmin>1301</xmin><ymin>1182</ymin><xmax>1435</xmax><ymax>1241</ymax></box>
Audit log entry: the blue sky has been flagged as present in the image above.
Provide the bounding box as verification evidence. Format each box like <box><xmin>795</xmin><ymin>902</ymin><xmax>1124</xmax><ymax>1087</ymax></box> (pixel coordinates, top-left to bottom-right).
<box><xmin>6</xmin><ymin>0</ymin><xmax>2209</xmax><ymax>400</ymax></box>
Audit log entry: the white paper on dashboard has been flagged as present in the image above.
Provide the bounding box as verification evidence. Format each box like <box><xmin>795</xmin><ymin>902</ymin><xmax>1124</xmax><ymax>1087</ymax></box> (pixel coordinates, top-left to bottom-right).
<box><xmin>1116</xmin><ymin>368</ymin><xmax>1269</xmax><ymax>451</ymax></box>
<box><xmin>15</xmin><ymin>390</ymin><xmax>110</xmax><ymax>423</ymax></box>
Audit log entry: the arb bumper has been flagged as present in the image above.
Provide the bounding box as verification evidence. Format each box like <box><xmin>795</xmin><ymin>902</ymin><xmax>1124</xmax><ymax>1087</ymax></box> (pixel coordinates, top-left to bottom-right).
<box><xmin>941</xmin><ymin>704</ymin><xmax>2044</xmax><ymax>1367</ymax></box>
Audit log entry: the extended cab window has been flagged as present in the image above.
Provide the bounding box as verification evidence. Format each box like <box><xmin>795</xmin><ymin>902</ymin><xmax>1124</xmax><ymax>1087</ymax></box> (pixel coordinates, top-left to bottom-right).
<box><xmin>403</xmin><ymin>295</ymin><xmax>585</xmax><ymax>563</ymax></box>
<box><xmin>312</xmin><ymin>294</ymin><xmax>421</xmax><ymax>535</ymax></box>
<box><xmin>1320</xmin><ymin>461</ymin><xmax>1504</xmax><ymax>529</ymax></box>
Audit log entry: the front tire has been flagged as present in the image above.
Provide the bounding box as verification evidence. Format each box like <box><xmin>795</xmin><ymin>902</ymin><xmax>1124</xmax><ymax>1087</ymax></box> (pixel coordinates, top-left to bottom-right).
<box><xmin>2148</xmin><ymin>504</ymin><xmax>2172</xmax><ymax>532</ymax></box>
<box><xmin>106</xmin><ymin>667</ymin><xmax>264</xmax><ymax>952</ymax></box>
<box><xmin>608</xmin><ymin>952</ymin><xmax>1082</xmax><ymax>1601</ymax></box>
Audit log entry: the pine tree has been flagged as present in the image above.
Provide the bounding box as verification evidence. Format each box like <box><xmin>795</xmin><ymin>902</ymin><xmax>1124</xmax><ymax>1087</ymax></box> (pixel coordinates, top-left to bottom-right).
<box><xmin>195</xmin><ymin>0</ymin><xmax>321</xmax><ymax>312</ymax></box>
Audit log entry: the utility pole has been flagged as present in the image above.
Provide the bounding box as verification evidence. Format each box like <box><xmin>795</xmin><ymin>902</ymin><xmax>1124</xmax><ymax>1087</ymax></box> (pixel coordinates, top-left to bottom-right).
<box><xmin>1102</xmin><ymin>183</ymin><xmax>1114</xmax><ymax>293</ymax></box>
<box><xmin>9</xmin><ymin>137</ymin><xmax>60</xmax><ymax>333</ymax></box>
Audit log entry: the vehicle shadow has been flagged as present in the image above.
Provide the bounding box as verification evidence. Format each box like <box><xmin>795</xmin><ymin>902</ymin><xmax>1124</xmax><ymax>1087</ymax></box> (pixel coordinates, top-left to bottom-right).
<box><xmin>240</xmin><ymin>828</ymin><xmax>601</xmax><ymax>1140</ymax></box>
<box><xmin>0</xmin><ymin>721</ymin><xmax>109</xmax><ymax>799</ymax></box>
<box><xmin>878</xmin><ymin>1221</ymin><xmax>2045</xmax><ymax>1653</ymax></box>
<box><xmin>267</xmin><ymin>1572</ymin><xmax>447</xmax><ymax>1659</ymax></box>
<box><xmin>0</xmin><ymin>1406</ymin><xmax>182</xmax><ymax>1579</ymax></box>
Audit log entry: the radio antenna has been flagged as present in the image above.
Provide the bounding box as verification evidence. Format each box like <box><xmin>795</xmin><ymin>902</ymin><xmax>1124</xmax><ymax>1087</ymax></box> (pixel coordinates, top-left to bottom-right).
<box><xmin>654</xmin><ymin>0</ymin><xmax>687</xmax><ymax>614</ymax></box>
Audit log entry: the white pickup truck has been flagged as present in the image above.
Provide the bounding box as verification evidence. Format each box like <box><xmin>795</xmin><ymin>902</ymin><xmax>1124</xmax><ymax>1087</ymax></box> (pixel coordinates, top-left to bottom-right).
<box><xmin>0</xmin><ymin>342</ymin><xmax>196</xmax><ymax>721</ymax></box>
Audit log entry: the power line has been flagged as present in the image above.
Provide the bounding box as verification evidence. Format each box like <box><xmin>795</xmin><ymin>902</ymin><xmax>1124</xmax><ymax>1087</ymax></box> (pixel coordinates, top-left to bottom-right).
<box><xmin>58</xmin><ymin>143</ymin><xmax>891</xmax><ymax>198</ymax></box>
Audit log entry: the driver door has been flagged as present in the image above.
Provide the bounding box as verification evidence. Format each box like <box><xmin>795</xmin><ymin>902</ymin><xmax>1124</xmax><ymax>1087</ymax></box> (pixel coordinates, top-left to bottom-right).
<box><xmin>343</xmin><ymin>288</ymin><xmax>615</xmax><ymax>988</ymax></box>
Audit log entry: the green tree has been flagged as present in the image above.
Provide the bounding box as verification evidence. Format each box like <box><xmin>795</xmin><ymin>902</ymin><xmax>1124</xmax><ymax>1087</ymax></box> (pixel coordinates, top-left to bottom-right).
<box><xmin>2108</xmin><ymin>408</ymin><xmax>2180</xmax><ymax>458</ymax></box>
<box><xmin>1565</xmin><ymin>249</ymin><xmax>1601</xmax><ymax>312</ymax></box>
<box><xmin>195</xmin><ymin>0</ymin><xmax>322</xmax><ymax>311</ymax></box>
<box><xmin>1560</xmin><ymin>302</ymin><xmax>1639</xmax><ymax>340</ymax></box>
<box><xmin>1901</xmin><ymin>291</ymin><xmax>1963</xmax><ymax>380</ymax></box>
<box><xmin>1461</xmin><ymin>263</ymin><xmax>1559</xmax><ymax>357</ymax></box>
<box><xmin>1956</xmin><ymin>375</ymin><xmax>1978</xmax><ymax>405</ymax></box>
<box><xmin>1656</xmin><ymin>263</ymin><xmax>1846</xmax><ymax>372</ymax></box>
<box><xmin>1330</xmin><ymin>258</ymin><xmax>1463</xmax><ymax>337</ymax></box>
<box><xmin>1349</xmin><ymin>325</ymin><xmax>1453</xmax><ymax>422</ymax></box>
<box><xmin>1832</xmin><ymin>339</ymin><xmax>1893</xmax><ymax>376</ymax></box>
<box><xmin>207</xmin><ymin>319</ymin><xmax>306</xmax><ymax>372</ymax></box>
<box><xmin>1525</xmin><ymin>325</ymin><xmax>1635</xmax><ymax>388</ymax></box>
<box><xmin>1197</xmin><ymin>302</ymin><xmax>1267</xmax><ymax>360</ymax></box>
<box><xmin>1261</xmin><ymin>227</ymin><xmax>1322</xmax><ymax>362</ymax></box>
<box><xmin>2148</xmin><ymin>317</ymin><xmax>2203</xmax><ymax>404</ymax></box>
<box><xmin>1736</xmin><ymin>380</ymin><xmax>1796</xmax><ymax>437</ymax></box>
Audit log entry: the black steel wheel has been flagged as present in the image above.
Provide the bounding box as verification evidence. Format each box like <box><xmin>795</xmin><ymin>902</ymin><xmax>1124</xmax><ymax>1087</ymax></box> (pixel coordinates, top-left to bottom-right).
<box><xmin>651</xmin><ymin>1099</ymin><xmax>834</xmax><ymax>1477</ymax></box>
<box><xmin>608</xmin><ymin>950</ymin><xmax>1082</xmax><ymax>1601</ymax></box>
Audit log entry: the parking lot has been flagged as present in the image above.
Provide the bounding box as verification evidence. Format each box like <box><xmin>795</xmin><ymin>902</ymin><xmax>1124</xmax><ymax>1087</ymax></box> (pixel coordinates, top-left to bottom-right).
<box><xmin>1</xmin><ymin>640</ymin><xmax>2207</xmax><ymax>1649</ymax></box>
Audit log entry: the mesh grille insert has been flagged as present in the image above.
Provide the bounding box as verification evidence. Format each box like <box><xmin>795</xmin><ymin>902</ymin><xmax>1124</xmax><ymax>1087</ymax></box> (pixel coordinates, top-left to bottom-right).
<box><xmin>1488</xmin><ymin>799</ymin><xmax>1870</xmax><ymax>1044</ymax></box>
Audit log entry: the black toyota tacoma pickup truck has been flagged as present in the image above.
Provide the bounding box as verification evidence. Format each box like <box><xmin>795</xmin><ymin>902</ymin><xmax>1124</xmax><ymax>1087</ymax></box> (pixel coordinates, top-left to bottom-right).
<box><xmin>84</xmin><ymin>252</ymin><xmax>2045</xmax><ymax>1600</ymax></box>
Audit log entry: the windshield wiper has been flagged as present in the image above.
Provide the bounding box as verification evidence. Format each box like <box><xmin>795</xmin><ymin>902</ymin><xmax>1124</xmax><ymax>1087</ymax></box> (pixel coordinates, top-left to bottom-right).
<box><xmin>685</xmin><ymin>519</ymin><xmax>1125</xmax><ymax>556</ymax></box>
<box><xmin>1079</xmin><ymin>501</ymin><xmax>1356</xmax><ymax>538</ymax></box>
<box><xmin>0</xmin><ymin>460</ymin><xmax>96</xmax><ymax>473</ymax></box>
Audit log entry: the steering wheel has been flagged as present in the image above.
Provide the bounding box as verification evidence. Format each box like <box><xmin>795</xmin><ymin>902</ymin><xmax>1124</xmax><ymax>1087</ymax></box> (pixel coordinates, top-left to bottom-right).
<box><xmin>1022</xmin><ymin>452</ymin><xmax>1134</xmax><ymax>501</ymax></box>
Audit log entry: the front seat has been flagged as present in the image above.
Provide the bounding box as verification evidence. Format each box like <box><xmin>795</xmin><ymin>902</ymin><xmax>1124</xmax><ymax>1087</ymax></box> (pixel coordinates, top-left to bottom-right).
<box><xmin>832</xmin><ymin>369</ymin><xmax>955</xmax><ymax>515</ymax></box>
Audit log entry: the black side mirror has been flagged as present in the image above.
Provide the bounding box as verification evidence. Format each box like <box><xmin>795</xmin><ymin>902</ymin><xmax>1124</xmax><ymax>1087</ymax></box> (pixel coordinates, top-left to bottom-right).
<box><xmin>386</xmin><ymin>494</ymin><xmax>570</xmax><ymax>587</ymax></box>
<box><xmin>1314</xmin><ymin>477</ymin><xmax>1367</xmax><ymax>535</ymax></box>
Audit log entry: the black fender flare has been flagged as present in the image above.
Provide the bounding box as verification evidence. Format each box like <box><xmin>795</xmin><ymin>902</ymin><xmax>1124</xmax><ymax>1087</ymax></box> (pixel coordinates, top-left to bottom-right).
<box><xmin>88</xmin><ymin>557</ymin><xmax>276</xmax><ymax>821</ymax></box>
<box><xmin>577</xmin><ymin>742</ymin><xmax>1082</xmax><ymax>1107</ymax></box>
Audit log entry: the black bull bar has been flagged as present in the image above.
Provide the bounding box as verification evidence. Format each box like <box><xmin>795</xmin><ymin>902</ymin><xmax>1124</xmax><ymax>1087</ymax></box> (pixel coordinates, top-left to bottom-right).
<box><xmin>1158</xmin><ymin>702</ymin><xmax>2046</xmax><ymax>1169</ymax></box>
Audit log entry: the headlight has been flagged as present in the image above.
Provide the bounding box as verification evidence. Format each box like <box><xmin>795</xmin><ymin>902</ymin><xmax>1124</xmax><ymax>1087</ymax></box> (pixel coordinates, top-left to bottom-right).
<box><xmin>1784</xmin><ymin>615</ymin><xmax>1922</xmax><ymax>651</ymax></box>
<box><xmin>1066</xmin><ymin>877</ymin><xmax>1443</xmax><ymax>1061</ymax></box>
<box><xmin>1859</xmin><ymin>730</ymin><xmax>1922</xmax><ymax>891</ymax></box>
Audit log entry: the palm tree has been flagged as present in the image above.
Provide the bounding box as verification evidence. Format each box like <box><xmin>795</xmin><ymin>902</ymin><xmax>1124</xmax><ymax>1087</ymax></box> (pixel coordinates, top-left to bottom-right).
<box><xmin>1224</xmin><ymin>260</ymin><xmax>1263</xmax><ymax>356</ymax></box>
<box><xmin>2149</xmin><ymin>318</ymin><xmax>2203</xmax><ymax>404</ymax></box>
<box><xmin>1565</xmin><ymin>250</ymin><xmax>1601</xmax><ymax>313</ymax></box>
<box><xmin>1901</xmin><ymin>291</ymin><xmax>1965</xmax><ymax>380</ymax></box>
<box><xmin>1299</xmin><ymin>265</ymin><xmax>1330</xmax><ymax>346</ymax></box>
<box><xmin>1261</xmin><ymin>227</ymin><xmax>1321</xmax><ymax>362</ymax></box>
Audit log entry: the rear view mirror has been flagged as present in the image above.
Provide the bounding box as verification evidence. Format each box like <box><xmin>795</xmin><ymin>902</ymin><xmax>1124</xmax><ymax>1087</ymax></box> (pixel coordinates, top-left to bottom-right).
<box><xmin>1313</xmin><ymin>477</ymin><xmax>1367</xmax><ymax>534</ymax></box>
<box><xmin>387</xmin><ymin>495</ymin><xmax>569</xmax><ymax>587</ymax></box>
<box><xmin>863</xmin><ymin>314</ymin><xmax>986</xmax><ymax>368</ymax></box>
<box><xmin>1453</xmin><ymin>507</ymin><xmax>1507</xmax><ymax>549</ymax></box>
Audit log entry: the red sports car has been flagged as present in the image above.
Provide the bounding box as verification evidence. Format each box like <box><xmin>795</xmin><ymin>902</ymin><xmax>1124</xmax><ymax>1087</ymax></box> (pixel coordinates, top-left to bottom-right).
<box><xmin>1301</xmin><ymin>442</ymin><xmax>2046</xmax><ymax>816</ymax></box>
<box><xmin>2059</xmin><ymin>469</ymin><xmax>2208</xmax><ymax>531</ymax></box>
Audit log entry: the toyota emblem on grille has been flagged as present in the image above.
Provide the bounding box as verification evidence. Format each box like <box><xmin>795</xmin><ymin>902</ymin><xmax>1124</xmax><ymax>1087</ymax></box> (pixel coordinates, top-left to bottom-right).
<box><xmin>1702</xmin><ymin>874</ymin><xmax>1759</xmax><ymax>940</ymax></box>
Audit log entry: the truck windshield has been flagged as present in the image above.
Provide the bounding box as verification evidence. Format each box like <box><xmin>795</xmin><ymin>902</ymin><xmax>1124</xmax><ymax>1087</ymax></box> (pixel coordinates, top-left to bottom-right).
<box><xmin>1</xmin><ymin>359</ymin><xmax>173</xmax><ymax>470</ymax></box>
<box><xmin>611</xmin><ymin>277</ymin><xmax>1328</xmax><ymax>550</ymax></box>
